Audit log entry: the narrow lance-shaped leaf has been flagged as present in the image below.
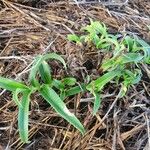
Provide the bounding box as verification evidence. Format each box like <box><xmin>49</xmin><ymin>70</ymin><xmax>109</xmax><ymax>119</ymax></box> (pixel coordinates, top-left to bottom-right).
<box><xmin>40</xmin><ymin>85</ymin><xmax>85</xmax><ymax>134</ymax></box>
<box><xmin>43</xmin><ymin>53</ymin><xmax>67</xmax><ymax>69</ymax></box>
<box><xmin>123</xmin><ymin>36</ymin><xmax>134</xmax><ymax>51</ymax></box>
<box><xmin>29</xmin><ymin>55</ymin><xmax>43</xmax><ymax>87</ymax></box>
<box><xmin>39</xmin><ymin>61</ymin><xmax>52</xmax><ymax>84</ymax></box>
<box><xmin>87</xmin><ymin>70</ymin><xmax>121</xmax><ymax>115</ymax></box>
<box><xmin>0</xmin><ymin>76</ymin><xmax>28</xmax><ymax>91</ymax></box>
<box><xmin>93</xmin><ymin>91</ymin><xmax>101</xmax><ymax>115</ymax></box>
<box><xmin>101</xmin><ymin>58</ymin><xmax>115</xmax><ymax>71</ymax></box>
<box><xmin>61</xmin><ymin>84</ymin><xmax>86</xmax><ymax>101</ymax></box>
<box><xmin>62</xmin><ymin>77</ymin><xmax>77</xmax><ymax>86</ymax></box>
<box><xmin>12</xmin><ymin>88</ymin><xmax>27</xmax><ymax>108</ymax></box>
<box><xmin>29</xmin><ymin>53</ymin><xmax>66</xmax><ymax>87</ymax></box>
<box><xmin>136</xmin><ymin>38</ymin><xmax>150</xmax><ymax>64</ymax></box>
<box><xmin>116</xmin><ymin>53</ymin><xmax>143</xmax><ymax>64</ymax></box>
<box><xmin>67</xmin><ymin>34</ymin><xmax>81</xmax><ymax>43</ymax></box>
<box><xmin>18</xmin><ymin>91</ymin><xmax>31</xmax><ymax>143</ymax></box>
<box><xmin>101</xmin><ymin>53</ymin><xmax>143</xmax><ymax>71</ymax></box>
<box><xmin>52</xmin><ymin>79</ymin><xmax>64</xmax><ymax>89</ymax></box>
<box><xmin>97</xmin><ymin>38</ymin><xmax>120</xmax><ymax>51</ymax></box>
<box><xmin>119</xmin><ymin>84</ymin><xmax>128</xmax><ymax>98</ymax></box>
<box><xmin>87</xmin><ymin>70</ymin><xmax>121</xmax><ymax>92</ymax></box>
<box><xmin>29</xmin><ymin>53</ymin><xmax>66</xmax><ymax>86</ymax></box>
<box><xmin>65</xmin><ymin>84</ymin><xmax>86</xmax><ymax>98</ymax></box>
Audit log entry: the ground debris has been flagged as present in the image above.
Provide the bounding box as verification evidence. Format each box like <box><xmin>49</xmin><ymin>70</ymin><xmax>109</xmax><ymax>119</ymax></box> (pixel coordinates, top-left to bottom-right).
<box><xmin>0</xmin><ymin>0</ymin><xmax>150</xmax><ymax>149</ymax></box>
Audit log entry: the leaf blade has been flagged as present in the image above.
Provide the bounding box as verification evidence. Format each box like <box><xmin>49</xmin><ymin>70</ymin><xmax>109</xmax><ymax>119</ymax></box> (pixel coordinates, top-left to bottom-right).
<box><xmin>87</xmin><ymin>70</ymin><xmax>121</xmax><ymax>92</ymax></box>
<box><xmin>62</xmin><ymin>77</ymin><xmax>77</xmax><ymax>86</ymax></box>
<box><xmin>65</xmin><ymin>84</ymin><xmax>86</xmax><ymax>97</ymax></box>
<box><xmin>39</xmin><ymin>61</ymin><xmax>52</xmax><ymax>84</ymax></box>
<box><xmin>93</xmin><ymin>92</ymin><xmax>101</xmax><ymax>115</ymax></box>
<box><xmin>0</xmin><ymin>76</ymin><xmax>28</xmax><ymax>91</ymax></box>
<box><xmin>18</xmin><ymin>91</ymin><xmax>31</xmax><ymax>143</ymax></box>
<box><xmin>29</xmin><ymin>53</ymin><xmax>66</xmax><ymax>87</ymax></box>
<box><xmin>43</xmin><ymin>53</ymin><xmax>67</xmax><ymax>69</ymax></box>
<box><xmin>136</xmin><ymin>38</ymin><xmax>150</xmax><ymax>64</ymax></box>
<box><xmin>40</xmin><ymin>85</ymin><xmax>85</xmax><ymax>134</ymax></box>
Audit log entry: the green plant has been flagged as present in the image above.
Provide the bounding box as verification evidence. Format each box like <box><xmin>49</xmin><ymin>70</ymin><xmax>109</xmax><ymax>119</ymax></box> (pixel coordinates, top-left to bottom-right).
<box><xmin>52</xmin><ymin>77</ymin><xmax>86</xmax><ymax>100</ymax></box>
<box><xmin>0</xmin><ymin>53</ymin><xmax>85</xmax><ymax>143</ymax></box>
<box><xmin>68</xmin><ymin>20</ymin><xmax>150</xmax><ymax>115</ymax></box>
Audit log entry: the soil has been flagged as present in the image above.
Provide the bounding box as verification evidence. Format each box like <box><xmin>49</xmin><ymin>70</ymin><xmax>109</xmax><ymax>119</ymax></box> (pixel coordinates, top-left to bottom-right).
<box><xmin>0</xmin><ymin>0</ymin><xmax>150</xmax><ymax>149</ymax></box>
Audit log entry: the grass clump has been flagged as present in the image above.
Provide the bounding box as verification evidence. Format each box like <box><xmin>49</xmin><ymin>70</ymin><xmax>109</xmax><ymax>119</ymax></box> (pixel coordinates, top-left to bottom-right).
<box><xmin>68</xmin><ymin>19</ymin><xmax>150</xmax><ymax>115</ymax></box>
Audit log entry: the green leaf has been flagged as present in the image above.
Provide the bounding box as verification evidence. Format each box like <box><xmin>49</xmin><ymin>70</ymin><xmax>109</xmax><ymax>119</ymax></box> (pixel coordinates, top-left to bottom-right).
<box><xmin>101</xmin><ymin>58</ymin><xmax>115</xmax><ymax>71</ymax></box>
<box><xmin>62</xmin><ymin>77</ymin><xmax>77</xmax><ymax>86</ymax></box>
<box><xmin>52</xmin><ymin>79</ymin><xmax>64</xmax><ymax>89</ymax></box>
<box><xmin>29</xmin><ymin>53</ymin><xmax>66</xmax><ymax>87</ymax></box>
<box><xmin>93</xmin><ymin>91</ymin><xmax>101</xmax><ymax>115</ymax></box>
<box><xmin>87</xmin><ymin>70</ymin><xmax>121</xmax><ymax>92</ymax></box>
<box><xmin>102</xmin><ymin>53</ymin><xmax>143</xmax><ymax>71</ymax></box>
<box><xmin>83</xmin><ymin>20</ymin><xmax>108</xmax><ymax>37</ymax></box>
<box><xmin>136</xmin><ymin>38</ymin><xmax>150</xmax><ymax>64</ymax></box>
<box><xmin>124</xmin><ymin>36</ymin><xmax>135</xmax><ymax>51</ymax></box>
<box><xmin>91</xmin><ymin>33</ymin><xmax>100</xmax><ymax>46</ymax></box>
<box><xmin>43</xmin><ymin>53</ymin><xmax>67</xmax><ymax>69</ymax></box>
<box><xmin>0</xmin><ymin>76</ymin><xmax>28</xmax><ymax>91</ymax></box>
<box><xmin>123</xmin><ymin>69</ymin><xmax>142</xmax><ymax>86</ymax></box>
<box><xmin>119</xmin><ymin>69</ymin><xmax>142</xmax><ymax>98</ymax></box>
<box><xmin>65</xmin><ymin>84</ymin><xmax>86</xmax><ymax>97</ymax></box>
<box><xmin>12</xmin><ymin>88</ymin><xmax>29</xmax><ymax>107</ymax></box>
<box><xmin>81</xmin><ymin>20</ymin><xmax>109</xmax><ymax>47</ymax></box>
<box><xmin>18</xmin><ymin>91</ymin><xmax>31</xmax><ymax>143</ymax></box>
<box><xmin>67</xmin><ymin>34</ymin><xmax>80</xmax><ymax>43</ymax></box>
<box><xmin>40</xmin><ymin>85</ymin><xmax>85</xmax><ymax>134</ymax></box>
<box><xmin>29</xmin><ymin>55</ymin><xmax>43</xmax><ymax>87</ymax></box>
<box><xmin>116</xmin><ymin>53</ymin><xmax>143</xmax><ymax>64</ymax></box>
<box><xmin>119</xmin><ymin>84</ymin><xmax>128</xmax><ymax>98</ymax></box>
<box><xmin>97</xmin><ymin>38</ymin><xmax>120</xmax><ymax>51</ymax></box>
<box><xmin>60</xmin><ymin>90</ymin><xmax>66</xmax><ymax>100</ymax></box>
<box><xmin>39</xmin><ymin>61</ymin><xmax>52</xmax><ymax>84</ymax></box>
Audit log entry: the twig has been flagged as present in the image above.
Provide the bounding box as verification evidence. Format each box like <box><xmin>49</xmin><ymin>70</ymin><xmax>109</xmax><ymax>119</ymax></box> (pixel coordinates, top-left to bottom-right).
<box><xmin>70</xmin><ymin>0</ymin><xmax>128</xmax><ymax>6</ymax></box>
<box><xmin>112</xmin><ymin>108</ymin><xmax>118</xmax><ymax>150</ymax></box>
<box><xmin>80</xmin><ymin>93</ymin><xmax>115</xmax><ymax>102</ymax></box>
<box><xmin>145</xmin><ymin>114</ymin><xmax>150</xmax><ymax>149</ymax></box>
<box><xmin>0</xmin><ymin>56</ymin><xmax>29</xmax><ymax>65</ymax></box>
<box><xmin>43</xmin><ymin>36</ymin><xmax>58</xmax><ymax>53</ymax></box>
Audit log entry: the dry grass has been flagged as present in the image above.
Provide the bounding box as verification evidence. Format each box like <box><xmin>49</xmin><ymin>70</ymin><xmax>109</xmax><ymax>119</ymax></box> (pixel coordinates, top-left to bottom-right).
<box><xmin>0</xmin><ymin>0</ymin><xmax>150</xmax><ymax>149</ymax></box>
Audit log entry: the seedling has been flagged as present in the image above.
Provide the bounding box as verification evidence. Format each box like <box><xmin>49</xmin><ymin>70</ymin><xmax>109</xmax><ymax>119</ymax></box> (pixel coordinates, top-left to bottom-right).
<box><xmin>0</xmin><ymin>53</ymin><xmax>85</xmax><ymax>143</ymax></box>
<box><xmin>68</xmin><ymin>20</ymin><xmax>150</xmax><ymax>115</ymax></box>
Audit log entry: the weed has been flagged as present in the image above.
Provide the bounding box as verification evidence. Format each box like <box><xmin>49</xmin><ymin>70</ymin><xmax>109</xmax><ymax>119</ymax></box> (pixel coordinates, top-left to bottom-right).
<box><xmin>68</xmin><ymin>20</ymin><xmax>150</xmax><ymax>115</ymax></box>
<box><xmin>0</xmin><ymin>53</ymin><xmax>85</xmax><ymax>143</ymax></box>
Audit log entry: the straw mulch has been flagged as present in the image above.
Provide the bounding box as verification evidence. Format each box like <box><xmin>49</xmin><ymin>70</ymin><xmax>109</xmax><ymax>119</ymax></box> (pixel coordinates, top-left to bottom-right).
<box><xmin>0</xmin><ymin>0</ymin><xmax>150</xmax><ymax>149</ymax></box>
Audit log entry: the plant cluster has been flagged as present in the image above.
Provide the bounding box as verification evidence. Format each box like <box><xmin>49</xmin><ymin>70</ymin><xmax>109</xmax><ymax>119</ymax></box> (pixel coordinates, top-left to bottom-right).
<box><xmin>0</xmin><ymin>53</ymin><xmax>85</xmax><ymax>143</ymax></box>
<box><xmin>68</xmin><ymin>20</ymin><xmax>150</xmax><ymax>114</ymax></box>
<box><xmin>0</xmin><ymin>20</ymin><xmax>149</xmax><ymax>143</ymax></box>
